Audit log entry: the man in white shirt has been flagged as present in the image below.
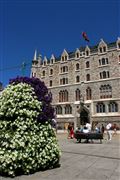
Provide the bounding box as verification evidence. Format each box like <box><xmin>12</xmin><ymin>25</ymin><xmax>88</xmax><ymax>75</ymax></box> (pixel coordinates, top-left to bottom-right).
<box><xmin>106</xmin><ymin>123</ymin><xmax>112</xmax><ymax>140</ymax></box>
<box><xmin>86</xmin><ymin>123</ymin><xmax>91</xmax><ymax>132</ymax></box>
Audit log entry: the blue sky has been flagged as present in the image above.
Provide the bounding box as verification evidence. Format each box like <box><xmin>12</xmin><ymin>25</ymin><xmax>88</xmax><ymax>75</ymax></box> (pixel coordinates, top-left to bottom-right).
<box><xmin>0</xmin><ymin>0</ymin><xmax>119</xmax><ymax>87</ymax></box>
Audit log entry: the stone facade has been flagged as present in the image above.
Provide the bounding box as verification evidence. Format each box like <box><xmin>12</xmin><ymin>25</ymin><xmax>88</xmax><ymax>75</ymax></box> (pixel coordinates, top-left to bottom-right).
<box><xmin>31</xmin><ymin>38</ymin><xmax>120</xmax><ymax>130</ymax></box>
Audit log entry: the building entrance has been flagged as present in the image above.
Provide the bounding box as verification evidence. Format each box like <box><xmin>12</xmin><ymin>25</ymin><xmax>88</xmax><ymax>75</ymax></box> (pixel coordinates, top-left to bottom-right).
<box><xmin>80</xmin><ymin>108</ymin><xmax>89</xmax><ymax>125</ymax></box>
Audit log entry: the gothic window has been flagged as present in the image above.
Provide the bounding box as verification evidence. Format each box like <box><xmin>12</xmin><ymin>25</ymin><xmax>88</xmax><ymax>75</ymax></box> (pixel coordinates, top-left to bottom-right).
<box><xmin>99</xmin><ymin>58</ymin><xmax>109</xmax><ymax>66</ymax></box>
<box><xmin>42</xmin><ymin>70</ymin><xmax>45</xmax><ymax>77</ymax></box>
<box><xmin>75</xmin><ymin>89</ymin><xmax>81</xmax><ymax>101</ymax></box>
<box><xmin>59</xmin><ymin>90</ymin><xmax>68</xmax><ymax>102</ymax></box>
<box><xmin>100</xmin><ymin>84</ymin><xmax>112</xmax><ymax>99</ymax></box>
<box><xmin>86</xmin><ymin>74</ymin><xmax>90</xmax><ymax>81</ymax></box>
<box><xmin>51</xmin><ymin>59</ymin><xmax>53</xmax><ymax>64</ymax></box>
<box><xmin>65</xmin><ymin>55</ymin><xmax>67</xmax><ymax>61</ymax></box>
<box><xmin>65</xmin><ymin>105</ymin><xmax>72</xmax><ymax>114</ymax></box>
<box><xmin>103</xmin><ymin>46</ymin><xmax>106</xmax><ymax>52</ymax></box>
<box><xmin>108</xmin><ymin>102</ymin><xmax>118</xmax><ymax>112</ymax></box>
<box><xmin>96</xmin><ymin>103</ymin><xmax>105</xmax><ymax>113</ymax></box>
<box><xmin>60</xmin><ymin>78</ymin><xmax>68</xmax><ymax>85</ymax></box>
<box><xmin>43</xmin><ymin>61</ymin><xmax>46</xmax><ymax>66</ymax></box>
<box><xmin>86</xmin><ymin>61</ymin><xmax>90</xmax><ymax>68</ymax></box>
<box><xmin>102</xmin><ymin>58</ymin><xmax>105</xmax><ymax>65</ymax></box>
<box><xmin>50</xmin><ymin>69</ymin><xmax>53</xmax><ymax>75</ymax></box>
<box><xmin>62</xmin><ymin>56</ymin><xmax>64</xmax><ymax>61</ymax></box>
<box><xmin>56</xmin><ymin>105</ymin><xmax>62</xmax><ymax>114</ymax></box>
<box><xmin>61</xmin><ymin>66</ymin><xmax>68</xmax><ymax>73</ymax></box>
<box><xmin>86</xmin><ymin>50</ymin><xmax>89</xmax><ymax>56</ymax></box>
<box><xmin>100</xmin><ymin>71</ymin><xmax>110</xmax><ymax>79</ymax></box>
<box><xmin>99</xmin><ymin>47</ymin><xmax>102</xmax><ymax>53</ymax></box>
<box><xmin>76</xmin><ymin>52</ymin><xmax>79</xmax><ymax>58</ymax></box>
<box><xmin>76</xmin><ymin>76</ymin><xmax>80</xmax><ymax>83</ymax></box>
<box><xmin>49</xmin><ymin>80</ymin><xmax>52</xmax><ymax>87</ymax></box>
<box><xmin>76</xmin><ymin>63</ymin><xmax>80</xmax><ymax>70</ymax></box>
<box><xmin>86</xmin><ymin>87</ymin><xmax>92</xmax><ymax>100</ymax></box>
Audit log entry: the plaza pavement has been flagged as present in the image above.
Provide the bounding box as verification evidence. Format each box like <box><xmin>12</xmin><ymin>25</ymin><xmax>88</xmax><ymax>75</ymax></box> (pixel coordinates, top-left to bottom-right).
<box><xmin>1</xmin><ymin>133</ymin><xmax>120</xmax><ymax>180</ymax></box>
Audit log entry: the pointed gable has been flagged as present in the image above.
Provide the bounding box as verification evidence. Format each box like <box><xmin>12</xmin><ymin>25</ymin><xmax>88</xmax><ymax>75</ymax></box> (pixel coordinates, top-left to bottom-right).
<box><xmin>98</xmin><ymin>39</ymin><xmax>107</xmax><ymax>54</ymax></box>
<box><xmin>61</xmin><ymin>49</ymin><xmax>69</xmax><ymax>61</ymax></box>
<box><xmin>75</xmin><ymin>48</ymin><xmax>80</xmax><ymax>59</ymax></box>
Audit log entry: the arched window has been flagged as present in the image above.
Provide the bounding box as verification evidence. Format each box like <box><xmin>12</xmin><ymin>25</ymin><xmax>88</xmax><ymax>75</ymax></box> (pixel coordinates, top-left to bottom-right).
<box><xmin>108</xmin><ymin>102</ymin><xmax>118</xmax><ymax>112</ymax></box>
<box><xmin>102</xmin><ymin>58</ymin><xmax>105</xmax><ymax>65</ymax></box>
<box><xmin>75</xmin><ymin>89</ymin><xmax>81</xmax><ymax>101</ymax></box>
<box><xmin>49</xmin><ymin>80</ymin><xmax>52</xmax><ymax>87</ymax></box>
<box><xmin>56</xmin><ymin>105</ymin><xmax>62</xmax><ymax>114</ymax></box>
<box><xmin>76</xmin><ymin>63</ymin><xmax>80</xmax><ymax>70</ymax></box>
<box><xmin>86</xmin><ymin>87</ymin><xmax>92</xmax><ymax>100</ymax></box>
<box><xmin>42</xmin><ymin>70</ymin><xmax>45</xmax><ymax>77</ymax></box>
<box><xmin>50</xmin><ymin>69</ymin><xmax>53</xmax><ymax>75</ymax></box>
<box><xmin>100</xmin><ymin>71</ymin><xmax>110</xmax><ymax>79</ymax></box>
<box><xmin>76</xmin><ymin>76</ymin><xmax>80</xmax><ymax>83</ymax></box>
<box><xmin>103</xmin><ymin>46</ymin><xmax>106</xmax><ymax>52</ymax></box>
<box><xmin>86</xmin><ymin>74</ymin><xmax>90</xmax><ymax>81</ymax></box>
<box><xmin>86</xmin><ymin>61</ymin><xmax>90</xmax><ymax>68</ymax></box>
<box><xmin>96</xmin><ymin>103</ymin><xmax>105</xmax><ymax>113</ymax></box>
<box><xmin>76</xmin><ymin>52</ymin><xmax>79</xmax><ymax>58</ymax></box>
<box><xmin>100</xmin><ymin>84</ymin><xmax>112</xmax><ymax>99</ymax></box>
<box><xmin>59</xmin><ymin>90</ymin><xmax>68</xmax><ymax>102</ymax></box>
<box><xmin>65</xmin><ymin>105</ymin><xmax>72</xmax><ymax>114</ymax></box>
<box><xmin>99</xmin><ymin>47</ymin><xmax>102</xmax><ymax>53</ymax></box>
<box><xmin>86</xmin><ymin>50</ymin><xmax>89</xmax><ymax>56</ymax></box>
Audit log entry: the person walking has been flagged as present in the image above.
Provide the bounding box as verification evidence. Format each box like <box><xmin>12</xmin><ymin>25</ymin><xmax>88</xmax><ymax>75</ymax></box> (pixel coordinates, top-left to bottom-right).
<box><xmin>106</xmin><ymin>123</ymin><xmax>112</xmax><ymax>141</ymax></box>
<box><xmin>101</xmin><ymin>124</ymin><xmax>105</xmax><ymax>134</ymax></box>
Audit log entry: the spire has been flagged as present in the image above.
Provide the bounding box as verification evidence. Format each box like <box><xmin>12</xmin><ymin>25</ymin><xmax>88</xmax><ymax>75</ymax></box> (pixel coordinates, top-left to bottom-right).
<box><xmin>33</xmin><ymin>50</ymin><xmax>37</xmax><ymax>61</ymax></box>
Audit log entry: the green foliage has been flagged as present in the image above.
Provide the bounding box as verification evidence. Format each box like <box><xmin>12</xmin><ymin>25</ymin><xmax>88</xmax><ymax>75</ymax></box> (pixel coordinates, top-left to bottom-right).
<box><xmin>0</xmin><ymin>83</ymin><xmax>61</xmax><ymax>177</ymax></box>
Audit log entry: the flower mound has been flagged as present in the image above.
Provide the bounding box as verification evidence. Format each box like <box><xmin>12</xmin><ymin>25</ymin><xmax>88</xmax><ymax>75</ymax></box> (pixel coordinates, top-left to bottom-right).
<box><xmin>0</xmin><ymin>77</ymin><xmax>61</xmax><ymax>177</ymax></box>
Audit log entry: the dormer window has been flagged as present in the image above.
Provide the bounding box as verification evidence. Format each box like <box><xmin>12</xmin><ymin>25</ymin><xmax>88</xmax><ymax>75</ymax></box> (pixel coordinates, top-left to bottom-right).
<box><xmin>98</xmin><ymin>39</ymin><xmax>107</xmax><ymax>54</ymax></box>
<box><xmin>43</xmin><ymin>56</ymin><xmax>47</xmax><ymax>66</ymax></box>
<box><xmin>61</xmin><ymin>49</ymin><xmax>69</xmax><ymax>62</ymax></box>
<box><xmin>85</xmin><ymin>46</ymin><xmax>90</xmax><ymax>57</ymax></box>
<box><xmin>75</xmin><ymin>48</ymin><xmax>80</xmax><ymax>59</ymax></box>
<box><xmin>86</xmin><ymin>50</ymin><xmax>89</xmax><ymax>56</ymax></box>
<box><xmin>103</xmin><ymin>46</ymin><xmax>106</xmax><ymax>52</ymax></box>
<box><xmin>43</xmin><ymin>61</ymin><xmax>46</xmax><ymax>66</ymax></box>
<box><xmin>99</xmin><ymin>47</ymin><xmax>102</xmax><ymax>53</ymax></box>
<box><xmin>76</xmin><ymin>53</ymin><xmax>79</xmax><ymax>58</ymax></box>
<box><xmin>65</xmin><ymin>55</ymin><xmax>67</xmax><ymax>60</ymax></box>
<box><xmin>50</xmin><ymin>54</ymin><xmax>55</xmax><ymax>64</ymax></box>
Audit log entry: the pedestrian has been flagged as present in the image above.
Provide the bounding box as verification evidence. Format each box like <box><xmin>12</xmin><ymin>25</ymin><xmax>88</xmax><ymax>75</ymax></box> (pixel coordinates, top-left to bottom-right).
<box><xmin>113</xmin><ymin>123</ymin><xmax>117</xmax><ymax>136</ymax></box>
<box><xmin>70</xmin><ymin>125</ymin><xmax>74</xmax><ymax>139</ymax></box>
<box><xmin>106</xmin><ymin>123</ymin><xmax>112</xmax><ymax>141</ymax></box>
<box><xmin>67</xmin><ymin>123</ymin><xmax>72</xmax><ymax>139</ymax></box>
<box><xmin>101</xmin><ymin>124</ymin><xmax>105</xmax><ymax>134</ymax></box>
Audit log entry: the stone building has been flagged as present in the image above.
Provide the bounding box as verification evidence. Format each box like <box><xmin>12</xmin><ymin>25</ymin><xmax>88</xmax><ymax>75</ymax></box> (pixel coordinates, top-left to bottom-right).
<box><xmin>31</xmin><ymin>38</ymin><xmax>120</xmax><ymax>130</ymax></box>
